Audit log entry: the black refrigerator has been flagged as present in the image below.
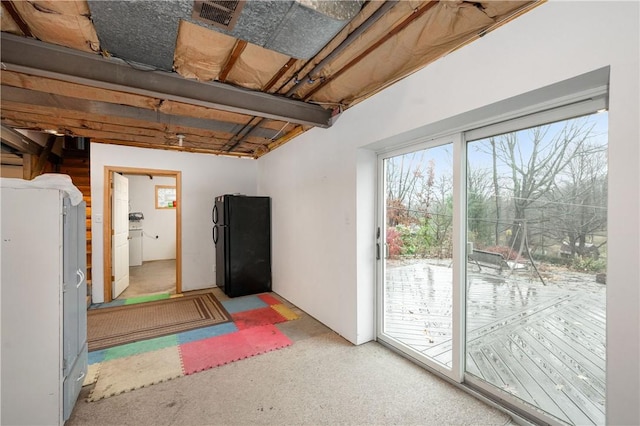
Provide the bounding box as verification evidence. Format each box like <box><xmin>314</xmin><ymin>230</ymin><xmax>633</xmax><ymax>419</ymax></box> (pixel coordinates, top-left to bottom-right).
<box><xmin>212</xmin><ymin>195</ymin><xmax>271</xmax><ymax>297</ymax></box>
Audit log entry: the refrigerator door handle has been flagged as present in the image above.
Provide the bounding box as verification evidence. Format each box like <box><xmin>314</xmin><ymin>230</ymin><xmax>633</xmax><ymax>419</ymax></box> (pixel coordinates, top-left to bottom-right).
<box><xmin>212</xmin><ymin>204</ymin><xmax>218</xmax><ymax>224</ymax></box>
<box><xmin>213</xmin><ymin>225</ymin><xmax>218</xmax><ymax>244</ymax></box>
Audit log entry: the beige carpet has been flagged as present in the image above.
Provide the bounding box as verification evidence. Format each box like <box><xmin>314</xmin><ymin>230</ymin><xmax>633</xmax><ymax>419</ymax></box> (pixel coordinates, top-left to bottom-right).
<box><xmin>87</xmin><ymin>291</ymin><xmax>230</xmax><ymax>351</ymax></box>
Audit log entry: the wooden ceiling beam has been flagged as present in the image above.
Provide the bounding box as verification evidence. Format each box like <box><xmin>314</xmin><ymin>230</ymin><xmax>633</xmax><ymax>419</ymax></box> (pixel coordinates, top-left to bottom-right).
<box><xmin>3</xmin><ymin>69</ymin><xmax>295</xmax><ymax>133</ymax></box>
<box><xmin>219</xmin><ymin>40</ymin><xmax>247</xmax><ymax>83</ymax></box>
<box><xmin>285</xmin><ymin>0</ymin><xmax>399</xmax><ymax>98</ymax></box>
<box><xmin>263</xmin><ymin>58</ymin><xmax>298</xmax><ymax>92</ymax></box>
<box><xmin>303</xmin><ymin>1</ymin><xmax>438</xmax><ymax>101</ymax></box>
<box><xmin>2</xmin><ymin>111</ymin><xmax>272</xmax><ymax>148</ymax></box>
<box><xmin>2</xmin><ymin>100</ymin><xmax>186</xmax><ymax>133</ymax></box>
<box><xmin>1</xmin><ymin>85</ymin><xmax>281</xmax><ymax>140</ymax></box>
<box><xmin>225</xmin><ymin>117</ymin><xmax>266</xmax><ymax>152</ymax></box>
<box><xmin>267</xmin><ymin>126</ymin><xmax>306</xmax><ymax>152</ymax></box>
<box><xmin>1</xmin><ymin>70</ymin><xmax>161</xmax><ymax>110</ymax></box>
<box><xmin>0</xmin><ymin>153</ymin><xmax>24</xmax><ymax>166</ymax></box>
<box><xmin>1</xmin><ymin>108</ymin><xmax>232</xmax><ymax>141</ymax></box>
<box><xmin>221</xmin><ymin>116</ymin><xmax>263</xmax><ymax>152</ymax></box>
<box><xmin>91</xmin><ymin>139</ymin><xmax>254</xmax><ymax>158</ymax></box>
<box><xmin>1</xmin><ymin>1</ymin><xmax>32</xmax><ymax>37</ymax></box>
<box><xmin>1</xmin><ymin>116</ymin><xmax>239</xmax><ymax>148</ymax></box>
<box><xmin>30</xmin><ymin>134</ymin><xmax>56</xmax><ymax>179</ymax></box>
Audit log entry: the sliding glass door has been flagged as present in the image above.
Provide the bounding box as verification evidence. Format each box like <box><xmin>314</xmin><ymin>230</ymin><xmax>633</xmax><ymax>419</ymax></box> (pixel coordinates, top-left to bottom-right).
<box><xmin>464</xmin><ymin>112</ymin><xmax>608</xmax><ymax>425</ymax></box>
<box><xmin>377</xmin><ymin>138</ymin><xmax>461</xmax><ymax>379</ymax></box>
<box><xmin>377</xmin><ymin>109</ymin><xmax>607</xmax><ymax>425</ymax></box>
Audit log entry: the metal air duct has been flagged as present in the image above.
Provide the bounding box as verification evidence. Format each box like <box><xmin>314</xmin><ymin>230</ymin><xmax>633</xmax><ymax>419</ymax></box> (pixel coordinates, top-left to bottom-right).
<box><xmin>88</xmin><ymin>0</ymin><xmax>364</xmax><ymax>71</ymax></box>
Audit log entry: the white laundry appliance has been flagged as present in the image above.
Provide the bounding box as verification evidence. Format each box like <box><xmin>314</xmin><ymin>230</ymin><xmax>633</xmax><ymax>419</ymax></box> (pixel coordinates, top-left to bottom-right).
<box><xmin>129</xmin><ymin>212</ymin><xmax>143</xmax><ymax>266</ymax></box>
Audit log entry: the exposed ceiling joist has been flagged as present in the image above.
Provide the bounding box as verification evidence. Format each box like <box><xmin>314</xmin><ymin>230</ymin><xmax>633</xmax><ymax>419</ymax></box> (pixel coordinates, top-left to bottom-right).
<box><xmin>303</xmin><ymin>0</ymin><xmax>438</xmax><ymax>101</ymax></box>
<box><xmin>1</xmin><ymin>123</ymin><xmax>43</xmax><ymax>155</ymax></box>
<box><xmin>285</xmin><ymin>0</ymin><xmax>399</xmax><ymax>97</ymax></box>
<box><xmin>31</xmin><ymin>134</ymin><xmax>56</xmax><ymax>179</ymax></box>
<box><xmin>1</xmin><ymin>85</ymin><xmax>282</xmax><ymax>140</ymax></box>
<box><xmin>1</xmin><ymin>0</ymin><xmax>32</xmax><ymax>36</ymax></box>
<box><xmin>219</xmin><ymin>40</ymin><xmax>248</xmax><ymax>82</ymax></box>
<box><xmin>0</xmin><ymin>153</ymin><xmax>23</xmax><ymax>166</ymax></box>
<box><xmin>0</xmin><ymin>33</ymin><xmax>332</xmax><ymax>128</ymax></box>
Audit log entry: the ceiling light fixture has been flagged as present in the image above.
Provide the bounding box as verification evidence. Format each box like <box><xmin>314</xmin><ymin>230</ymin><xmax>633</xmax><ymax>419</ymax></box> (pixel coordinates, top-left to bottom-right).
<box><xmin>44</xmin><ymin>129</ymin><xmax>64</xmax><ymax>136</ymax></box>
<box><xmin>176</xmin><ymin>134</ymin><xmax>185</xmax><ymax>147</ymax></box>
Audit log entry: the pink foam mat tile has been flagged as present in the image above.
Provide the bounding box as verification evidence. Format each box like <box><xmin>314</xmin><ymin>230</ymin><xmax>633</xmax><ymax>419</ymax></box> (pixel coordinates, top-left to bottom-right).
<box><xmin>179</xmin><ymin>324</ymin><xmax>292</xmax><ymax>375</ymax></box>
<box><xmin>231</xmin><ymin>306</ymin><xmax>287</xmax><ymax>330</ymax></box>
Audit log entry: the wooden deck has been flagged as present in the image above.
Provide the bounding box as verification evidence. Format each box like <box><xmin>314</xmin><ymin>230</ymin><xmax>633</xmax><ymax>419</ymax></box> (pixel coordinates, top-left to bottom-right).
<box><xmin>384</xmin><ymin>261</ymin><xmax>606</xmax><ymax>425</ymax></box>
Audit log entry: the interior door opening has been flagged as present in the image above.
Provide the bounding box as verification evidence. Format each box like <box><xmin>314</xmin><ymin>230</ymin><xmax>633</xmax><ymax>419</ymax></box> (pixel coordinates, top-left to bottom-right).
<box><xmin>115</xmin><ymin>174</ymin><xmax>178</xmax><ymax>300</ymax></box>
<box><xmin>103</xmin><ymin>166</ymin><xmax>182</xmax><ymax>303</ymax></box>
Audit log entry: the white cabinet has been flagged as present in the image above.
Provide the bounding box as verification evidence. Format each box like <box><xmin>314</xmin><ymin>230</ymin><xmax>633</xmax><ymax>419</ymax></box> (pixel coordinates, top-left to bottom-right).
<box><xmin>1</xmin><ymin>186</ymin><xmax>87</xmax><ymax>425</ymax></box>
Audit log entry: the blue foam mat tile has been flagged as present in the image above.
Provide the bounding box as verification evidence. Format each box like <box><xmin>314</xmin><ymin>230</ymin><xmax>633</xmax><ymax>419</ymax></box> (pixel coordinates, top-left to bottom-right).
<box><xmin>88</xmin><ymin>349</ymin><xmax>106</xmax><ymax>365</ymax></box>
<box><xmin>177</xmin><ymin>322</ymin><xmax>238</xmax><ymax>344</ymax></box>
<box><xmin>221</xmin><ymin>295</ymin><xmax>268</xmax><ymax>313</ymax></box>
<box><xmin>91</xmin><ymin>299</ymin><xmax>126</xmax><ymax>309</ymax></box>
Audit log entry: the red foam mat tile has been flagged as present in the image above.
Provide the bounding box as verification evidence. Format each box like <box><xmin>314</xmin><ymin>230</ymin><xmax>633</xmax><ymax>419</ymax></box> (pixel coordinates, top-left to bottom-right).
<box><xmin>179</xmin><ymin>324</ymin><xmax>292</xmax><ymax>375</ymax></box>
<box><xmin>231</xmin><ymin>306</ymin><xmax>287</xmax><ymax>330</ymax></box>
<box><xmin>257</xmin><ymin>293</ymin><xmax>282</xmax><ymax>306</ymax></box>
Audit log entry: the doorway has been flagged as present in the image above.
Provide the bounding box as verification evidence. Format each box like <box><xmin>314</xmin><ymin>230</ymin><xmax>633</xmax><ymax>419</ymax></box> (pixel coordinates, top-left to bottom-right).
<box><xmin>117</xmin><ymin>174</ymin><xmax>177</xmax><ymax>300</ymax></box>
<box><xmin>103</xmin><ymin>166</ymin><xmax>182</xmax><ymax>303</ymax></box>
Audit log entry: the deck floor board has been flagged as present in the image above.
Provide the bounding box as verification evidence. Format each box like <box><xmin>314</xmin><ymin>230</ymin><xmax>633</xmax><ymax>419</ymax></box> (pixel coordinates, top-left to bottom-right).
<box><xmin>384</xmin><ymin>260</ymin><xmax>606</xmax><ymax>425</ymax></box>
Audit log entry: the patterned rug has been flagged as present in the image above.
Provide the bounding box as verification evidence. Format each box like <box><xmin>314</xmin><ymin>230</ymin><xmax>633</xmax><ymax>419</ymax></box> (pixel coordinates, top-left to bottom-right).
<box><xmin>87</xmin><ymin>290</ymin><xmax>231</xmax><ymax>351</ymax></box>
<box><xmin>86</xmin><ymin>292</ymin><xmax>299</xmax><ymax>401</ymax></box>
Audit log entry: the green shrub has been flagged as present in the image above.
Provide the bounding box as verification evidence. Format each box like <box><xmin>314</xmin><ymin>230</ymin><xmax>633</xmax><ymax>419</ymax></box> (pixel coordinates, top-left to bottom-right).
<box><xmin>532</xmin><ymin>253</ymin><xmax>572</xmax><ymax>267</ymax></box>
<box><xmin>571</xmin><ymin>256</ymin><xmax>606</xmax><ymax>273</ymax></box>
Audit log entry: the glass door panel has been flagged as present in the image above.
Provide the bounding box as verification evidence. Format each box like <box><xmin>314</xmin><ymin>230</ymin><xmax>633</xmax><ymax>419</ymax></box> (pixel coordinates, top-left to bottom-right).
<box><xmin>465</xmin><ymin>112</ymin><xmax>608</xmax><ymax>425</ymax></box>
<box><xmin>380</xmin><ymin>142</ymin><xmax>454</xmax><ymax>372</ymax></box>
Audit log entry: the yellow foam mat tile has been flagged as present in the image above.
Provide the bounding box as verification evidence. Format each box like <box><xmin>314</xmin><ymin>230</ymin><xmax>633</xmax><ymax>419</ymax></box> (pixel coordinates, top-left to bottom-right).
<box><xmin>87</xmin><ymin>346</ymin><xmax>184</xmax><ymax>402</ymax></box>
<box><xmin>271</xmin><ymin>303</ymin><xmax>300</xmax><ymax>321</ymax></box>
<box><xmin>83</xmin><ymin>363</ymin><xmax>100</xmax><ymax>387</ymax></box>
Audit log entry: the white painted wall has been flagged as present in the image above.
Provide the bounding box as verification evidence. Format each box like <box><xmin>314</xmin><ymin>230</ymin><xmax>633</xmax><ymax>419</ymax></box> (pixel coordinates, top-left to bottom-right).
<box><xmin>257</xmin><ymin>2</ymin><xmax>639</xmax><ymax>424</ymax></box>
<box><xmin>91</xmin><ymin>144</ymin><xmax>257</xmax><ymax>303</ymax></box>
<box><xmin>125</xmin><ymin>174</ymin><xmax>176</xmax><ymax>261</ymax></box>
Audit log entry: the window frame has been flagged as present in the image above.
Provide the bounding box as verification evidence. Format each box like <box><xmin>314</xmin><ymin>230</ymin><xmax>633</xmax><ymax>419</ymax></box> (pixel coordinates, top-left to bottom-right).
<box><xmin>155</xmin><ymin>185</ymin><xmax>177</xmax><ymax>209</ymax></box>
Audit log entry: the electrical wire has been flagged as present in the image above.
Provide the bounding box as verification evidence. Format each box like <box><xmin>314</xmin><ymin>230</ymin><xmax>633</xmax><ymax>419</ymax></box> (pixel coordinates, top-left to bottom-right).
<box><xmin>269</xmin><ymin>121</ymin><xmax>291</xmax><ymax>141</ymax></box>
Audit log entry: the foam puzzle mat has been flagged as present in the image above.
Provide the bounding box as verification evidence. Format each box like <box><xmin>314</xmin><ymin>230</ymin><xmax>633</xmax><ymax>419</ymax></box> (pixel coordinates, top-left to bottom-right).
<box><xmin>85</xmin><ymin>293</ymin><xmax>299</xmax><ymax>401</ymax></box>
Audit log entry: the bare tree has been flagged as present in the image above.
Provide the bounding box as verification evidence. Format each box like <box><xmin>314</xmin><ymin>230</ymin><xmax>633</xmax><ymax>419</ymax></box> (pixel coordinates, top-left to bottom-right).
<box><xmin>492</xmin><ymin>118</ymin><xmax>598</xmax><ymax>250</ymax></box>
<box><xmin>386</xmin><ymin>152</ymin><xmax>427</xmax><ymax>226</ymax></box>
<box><xmin>550</xmin><ymin>142</ymin><xmax>607</xmax><ymax>257</ymax></box>
<box><xmin>491</xmin><ymin>138</ymin><xmax>500</xmax><ymax>245</ymax></box>
<box><xmin>467</xmin><ymin>167</ymin><xmax>494</xmax><ymax>246</ymax></box>
<box><xmin>429</xmin><ymin>174</ymin><xmax>453</xmax><ymax>256</ymax></box>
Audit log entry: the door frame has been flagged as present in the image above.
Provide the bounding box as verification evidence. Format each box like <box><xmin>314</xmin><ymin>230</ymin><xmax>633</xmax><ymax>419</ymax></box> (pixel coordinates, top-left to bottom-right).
<box><xmin>103</xmin><ymin>166</ymin><xmax>182</xmax><ymax>303</ymax></box>
<box><xmin>374</xmin><ymin>93</ymin><xmax>609</xmax><ymax>426</ymax></box>
<box><xmin>375</xmin><ymin>134</ymin><xmax>465</xmax><ymax>383</ymax></box>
